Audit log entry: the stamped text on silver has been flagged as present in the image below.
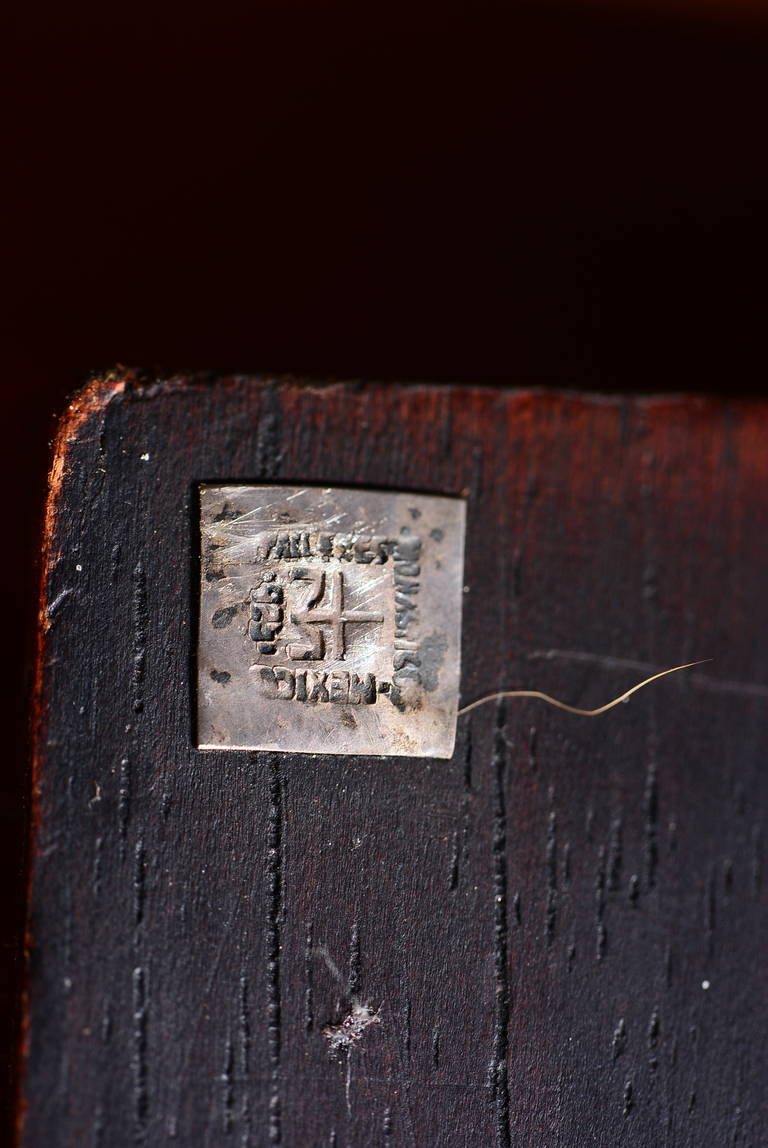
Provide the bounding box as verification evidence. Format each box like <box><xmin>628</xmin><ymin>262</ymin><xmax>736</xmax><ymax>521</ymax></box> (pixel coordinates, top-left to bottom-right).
<box><xmin>197</xmin><ymin>486</ymin><xmax>465</xmax><ymax>757</ymax></box>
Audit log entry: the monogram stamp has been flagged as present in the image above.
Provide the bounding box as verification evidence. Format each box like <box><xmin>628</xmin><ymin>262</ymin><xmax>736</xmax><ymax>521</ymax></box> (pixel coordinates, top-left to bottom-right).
<box><xmin>197</xmin><ymin>486</ymin><xmax>465</xmax><ymax>757</ymax></box>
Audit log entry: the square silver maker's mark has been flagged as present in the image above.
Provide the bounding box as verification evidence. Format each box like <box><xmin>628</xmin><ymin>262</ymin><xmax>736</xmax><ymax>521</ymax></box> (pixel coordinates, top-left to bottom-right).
<box><xmin>197</xmin><ymin>485</ymin><xmax>465</xmax><ymax>757</ymax></box>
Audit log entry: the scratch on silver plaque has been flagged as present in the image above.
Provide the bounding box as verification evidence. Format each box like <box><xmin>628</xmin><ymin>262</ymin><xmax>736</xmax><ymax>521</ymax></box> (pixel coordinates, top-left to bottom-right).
<box><xmin>197</xmin><ymin>485</ymin><xmax>466</xmax><ymax>757</ymax></box>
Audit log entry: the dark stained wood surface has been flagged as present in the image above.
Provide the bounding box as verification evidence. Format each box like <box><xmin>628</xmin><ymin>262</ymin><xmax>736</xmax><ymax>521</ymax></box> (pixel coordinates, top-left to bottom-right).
<box><xmin>20</xmin><ymin>375</ymin><xmax>768</xmax><ymax>1146</ymax></box>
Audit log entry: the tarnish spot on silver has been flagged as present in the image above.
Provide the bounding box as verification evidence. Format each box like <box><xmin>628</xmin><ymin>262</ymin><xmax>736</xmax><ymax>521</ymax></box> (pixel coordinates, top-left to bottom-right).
<box><xmin>419</xmin><ymin>632</ymin><xmax>448</xmax><ymax>693</ymax></box>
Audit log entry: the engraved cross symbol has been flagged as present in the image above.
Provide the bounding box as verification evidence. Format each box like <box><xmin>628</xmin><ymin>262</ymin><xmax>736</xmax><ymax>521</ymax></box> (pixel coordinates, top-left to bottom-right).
<box><xmin>291</xmin><ymin>570</ymin><xmax>383</xmax><ymax>660</ymax></box>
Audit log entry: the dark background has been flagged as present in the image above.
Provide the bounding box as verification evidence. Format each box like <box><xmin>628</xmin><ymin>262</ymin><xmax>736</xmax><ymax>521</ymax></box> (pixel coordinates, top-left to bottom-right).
<box><xmin>4</xmin><ymin>0</ymin><xmax>768</xmax><ymax>1138</ymax></box>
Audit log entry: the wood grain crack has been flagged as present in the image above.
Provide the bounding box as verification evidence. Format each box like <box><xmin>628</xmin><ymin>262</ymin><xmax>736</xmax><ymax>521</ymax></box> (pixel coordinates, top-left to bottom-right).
<box><xmin>489</xmin><ymin>711</ymin><xmax>511</xmax><ymax>1148</ymax></box>
<box><xmin>266</xmin><ymin>758</ymin><xmax>283</xmax><ymax>1144</ymax></box>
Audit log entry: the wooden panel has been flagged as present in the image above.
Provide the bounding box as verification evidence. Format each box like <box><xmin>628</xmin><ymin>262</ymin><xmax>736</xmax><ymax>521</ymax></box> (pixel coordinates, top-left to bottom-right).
<box><xmin>21</xmin><ymin>375</ymin><xmax>768</xmax><ymax>1146</ymax></box>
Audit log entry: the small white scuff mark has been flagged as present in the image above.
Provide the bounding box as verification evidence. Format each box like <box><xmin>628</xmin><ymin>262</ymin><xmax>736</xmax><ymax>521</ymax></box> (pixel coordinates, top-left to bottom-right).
<box><xmin>323</xmin><ymin>1001</ymin><xmax>382</xmax><ymax>1056</ymax></box>
<box><xmin>324</xmin><ymin>1002</ymin><xmax>383</xmax><ymax>1115</ymax></box>
<box><xmin>317</xmin><ymin>944</ymin><xmax>384</xmax><ymax>1115</ymax></box>
<box><xmin>46</xmin><ymin>587</ymin><xmax>75</xmax><ymax>627</ymax></box>
<box><xmin>140</xmin><ymin>452</ymin><xmax>150</xmax><ymax>461</ymax></box>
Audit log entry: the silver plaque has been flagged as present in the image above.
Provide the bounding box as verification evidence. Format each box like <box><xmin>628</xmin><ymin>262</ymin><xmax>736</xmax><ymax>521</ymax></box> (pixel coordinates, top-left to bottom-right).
<box><xmin>197</xmin><ymin>485</ymin><xmax>465</xmax><ymax>757</ymax></box>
